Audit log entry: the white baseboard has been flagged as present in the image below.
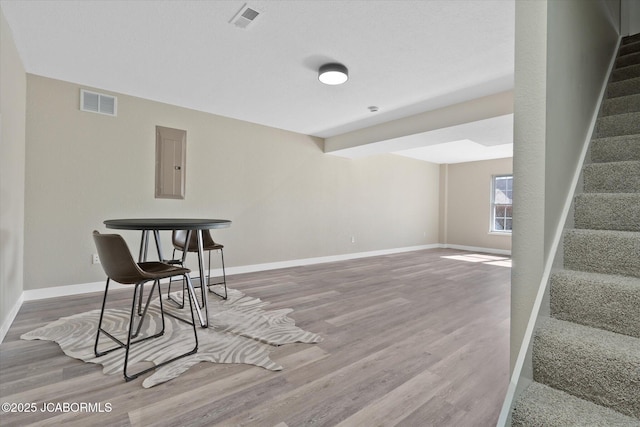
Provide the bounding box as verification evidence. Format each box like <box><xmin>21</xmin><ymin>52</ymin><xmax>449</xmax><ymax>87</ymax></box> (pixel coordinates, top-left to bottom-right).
<box><xmin>0</xmin><ymin>293</ymin><xmax>24</xmax><ymax>344</ymax></box>
<box><xmin>15</xmin><ymin>245</ymin><xmax>440</xmax><ymax>303</ymax></box>
<box><xmin>1</xmin><ymin>242</ymin><xmax>509</xmax><ymax>343</ymax></box>
<box><xmin>22</xmin><ymin>281</ymin><xmax>129</xmax><ymax>301</ymax></box>
<box><xmin>224</xmin><ymin>244</ymin><xmax>442</xmax><ymax>275</ymax></box>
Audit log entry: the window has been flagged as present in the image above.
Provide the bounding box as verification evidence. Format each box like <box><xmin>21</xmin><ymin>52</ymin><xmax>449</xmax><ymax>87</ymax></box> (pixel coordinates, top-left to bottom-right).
<box><xmin>491</xmin><ymin>175</ymin><xmax>513</xmax><ymax>232</ymax></box>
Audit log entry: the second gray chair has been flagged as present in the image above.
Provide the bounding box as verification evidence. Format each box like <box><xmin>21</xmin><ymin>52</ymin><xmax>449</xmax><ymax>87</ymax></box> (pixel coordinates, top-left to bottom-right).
<box><xmin>167</xmin><ymin>229</ymin><xmax>228</xmax><ymax>306</ymax></box>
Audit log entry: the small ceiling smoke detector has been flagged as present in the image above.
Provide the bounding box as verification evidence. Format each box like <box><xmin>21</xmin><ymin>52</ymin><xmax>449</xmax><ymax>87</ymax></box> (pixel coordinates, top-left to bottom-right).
<box><xmin>318</xmin><ymin>63</ymin><xmax>349</xmax><ymax>85</ymax></box>
<box><xmin>230</xmin><ymin>3</ymin><xmax>261</xmax><ymax>29</ymax></box>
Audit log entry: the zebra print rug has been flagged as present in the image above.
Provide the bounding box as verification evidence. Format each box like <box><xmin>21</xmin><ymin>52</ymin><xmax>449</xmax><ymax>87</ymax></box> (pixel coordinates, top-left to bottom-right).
<box><xmin>21</xmin><ymin>286</ymin><xmax>322</xmax><ymax>388</ymax></box>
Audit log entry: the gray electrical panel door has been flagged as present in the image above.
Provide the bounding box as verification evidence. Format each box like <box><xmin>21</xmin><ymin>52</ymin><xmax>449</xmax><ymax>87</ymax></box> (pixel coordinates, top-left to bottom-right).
<box><xmin>155</xmin><ymin>126</ymin><xmax>186</xmax><ymax>199</ymax></box>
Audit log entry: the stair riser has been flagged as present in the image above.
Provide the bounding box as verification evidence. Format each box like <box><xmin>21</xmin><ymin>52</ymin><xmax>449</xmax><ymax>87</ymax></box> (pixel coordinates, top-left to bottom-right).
<box><xmin>612</xmin><ymin>63</ymin><xmax>640</xmax><ymax>82</ymax></box>
<box><xmin>533</xmin><ymin>320</ymin><xmax>640</xmax><ymax>418</ymax></box>
<box><xmin>574</xmin><ymin>194</ymin><xmax>640</xmax><ymax>231</ymax></box>
<box><xmin>596</xmin><ymin>113</ymin><xmax>640</xmax><ymax>138</ymax></box>
<box><xmin>512</xmin><ymin>382</ymin><xmax>640</xmax><ymax>427</ymax></box>
<box><xmin>607</xmin><ymin>78</ymin><xmax>640</xmax><ymax>98</ymax></box>
<box><xmin>583</xmin><ymin>162</ymin><xmax>640</xmax><ymax>193</ymax></box>
<box><xmin>616</xmin><ymin>52</ymin><xmax>640</xmax><ymax>68</ymax></box>
<box><xmin>601</xmin><ymin>93</ymin><xmax>640</xmax><ymax>115</ymax></box>
<box><xmin>564</xmin><ymin>230</ymin><xmax>640</xmax><ymax>277</ymax></box>
<box><xmin>550</xmin><ymin>272</ymin><xmax>640</xmax><ymax>338</ymax></box>
<box><xmin>624</xmin><ymin>33</ymin><xmax>640</xmax><ymax>45</ymax></box>
<box><xmin>590</xmin><ymin>136</ymin><xmax>640</xmax><ymax>163</ymax></box>
<box><xmin>620</xmin><ymin>41</ymin><xmax>640</xmax><ymax>57</ymax></box>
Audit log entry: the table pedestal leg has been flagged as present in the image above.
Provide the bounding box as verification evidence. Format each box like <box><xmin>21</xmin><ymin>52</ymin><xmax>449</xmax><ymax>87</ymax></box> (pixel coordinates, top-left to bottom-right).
<box><xmin>195</xmin><ymin>229</ymin><xmax>209</xmax><ymax>327</ymax></box>
<box><xmin>182</xmin><ymin>230</ymin><xmax>208</xmax><ymax>328</ymax></box>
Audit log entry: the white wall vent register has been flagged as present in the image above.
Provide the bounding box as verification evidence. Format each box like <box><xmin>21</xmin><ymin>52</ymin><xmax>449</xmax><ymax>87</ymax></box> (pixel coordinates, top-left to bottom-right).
<box><xmin>230</xmin><ymin>4</ymin><xmax>260</xmax><ymax>29</ymax></box>
<box><xmin>80</xmin><ymin>89</ymin><xmax>117</xmax><ymax>116</ymax></box>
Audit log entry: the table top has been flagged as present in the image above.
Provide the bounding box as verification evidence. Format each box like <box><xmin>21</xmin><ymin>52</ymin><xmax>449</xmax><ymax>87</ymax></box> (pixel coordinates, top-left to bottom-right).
<box><xmin>104</xmin><ymin>218</ymin><xmax>232</xmax><ymax>231</ymax></box>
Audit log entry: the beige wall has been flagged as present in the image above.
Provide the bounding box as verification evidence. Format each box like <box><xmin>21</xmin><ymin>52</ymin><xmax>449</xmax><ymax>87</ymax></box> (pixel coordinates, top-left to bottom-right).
<box><xmin>544</xmin><ymin>0</ymin><xmax>620</xmax><ymax>257</ymax></box>
<box><xmin>442</xmin><ymin>158</ymin><xmax>512</xmax><ymax>252</ymax></box>
<box><xmin>24</xmin><ymin>74</ymin><xmax>441</xmax><ymax>290</ymax></box>
<box><xmin>511</xmin><ymin>0</ymin><xmax>619</xmax><ymax>371</ymax></box>
<box><xmin>0</xmin><ymin>8</ymin><xmax>26</xmax><ymax>333</ymax></box>
<box><xmin>622</xmin><ymin>0</ymin><xmax>640</xmax><ymax>35</ymax></box>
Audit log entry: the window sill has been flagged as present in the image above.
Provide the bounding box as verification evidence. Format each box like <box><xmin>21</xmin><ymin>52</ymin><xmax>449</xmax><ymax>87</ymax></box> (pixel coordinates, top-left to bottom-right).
<box><xmin>489</xmin><ymin>231</ymin><xmax>512</xmax><ymax>236</ymax></box>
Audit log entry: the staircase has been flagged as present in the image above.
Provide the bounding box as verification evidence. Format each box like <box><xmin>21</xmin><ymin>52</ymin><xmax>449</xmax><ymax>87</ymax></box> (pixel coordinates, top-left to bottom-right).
<box><xmin>511</xmin><ymin>33</ymin><xmax>640</xmax><ymax>426</ymax></box>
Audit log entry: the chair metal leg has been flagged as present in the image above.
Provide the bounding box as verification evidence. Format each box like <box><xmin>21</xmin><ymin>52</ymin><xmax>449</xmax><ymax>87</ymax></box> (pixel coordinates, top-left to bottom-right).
<box><xmin>123</xmin><ymin>285</ymin><xmax>141</xmax><ymax>381</ymax></box>
<box><xmin>132</xmin><ymin>280</ymin><xmax>161</xmax><ymax>338</ymax></box>
<box><xmin>167</xmin><ymin>248</ymin><xmax>186</xmax><ymax>309</ymax></box>
<box><xmin>207</xmin><ymin>248</ymin><xmax>228</xmax><ymax>300</ymax></box>
<box><xmin>94</xmin><ymin>277</ymin><xmax>112</xmax><ymax>357</ymax></box>
<box><xmin>95</xmin><ymin>281</ymin><xmax>163</xmax><ymax>358</ymax></box>
<box><xmin>124</xmin><ymin>274</ymin><xmax>199</xmax><ymax>381</ymax></box>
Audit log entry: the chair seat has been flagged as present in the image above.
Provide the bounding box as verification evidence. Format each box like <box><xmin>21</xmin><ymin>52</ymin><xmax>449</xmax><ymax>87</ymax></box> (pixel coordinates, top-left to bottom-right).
<box><xmin>180</xmin><ymin>240</ymin><xmax>223</xmax><ymax>253</ymax></box>
<box><xmin>111</xmin><ymin>262</ymin><xmax>189</xmax><ymax>283</ymax></box>
<box><xmin>172</xmin><ymin>229</ymin><xmax>223</xmax><ymax>252</ymax></box>
<box><xmin>186</xmin><ymin>242</ymin><xmax>223</xmax><ymax>252</ymax></box>
<box><xmin>139</xmin><ymin>262</ymin><xmax>190</xmax><ymax>277</ymax></box>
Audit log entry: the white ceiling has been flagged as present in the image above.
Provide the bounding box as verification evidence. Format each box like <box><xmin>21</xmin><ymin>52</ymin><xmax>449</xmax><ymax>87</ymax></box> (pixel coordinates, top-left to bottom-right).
<box><xmin>1</xmin><ymin>0</ymin><xmax>515</xmax><ymax>163</ymax></box>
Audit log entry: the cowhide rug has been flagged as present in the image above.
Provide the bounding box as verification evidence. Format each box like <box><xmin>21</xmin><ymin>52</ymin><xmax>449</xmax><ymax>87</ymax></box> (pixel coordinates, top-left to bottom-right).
<box><xmin>21</xmin><ymin>286</ymin><xmax>322</xmax><ymax>388</ymax></box>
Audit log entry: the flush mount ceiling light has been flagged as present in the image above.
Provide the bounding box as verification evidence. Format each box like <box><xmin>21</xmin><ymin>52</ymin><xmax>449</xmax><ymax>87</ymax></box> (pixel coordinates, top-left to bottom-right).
<box><xmin>318</xmin><ymin>63</ymin><xmax>349</xmax><ymax>85</ymax></box>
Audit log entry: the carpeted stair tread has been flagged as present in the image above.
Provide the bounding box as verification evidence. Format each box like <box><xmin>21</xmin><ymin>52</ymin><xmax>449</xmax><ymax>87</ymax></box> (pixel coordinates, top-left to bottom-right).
<box><xmin>615</xmin><ymin>52</ymin><xmax>640</xmax><ymax>69</ymax></box>
<box><xmin>607</xmin><ymin>77</ymin><xmax>640</xmax><ymax>99</ymax></box>
<box><xmin>596</xmin><ymin>111</ymin><xmax>640</xmax><ymax>137</ymax></box>
<box><xmin>620</xmin><ymin>40</ymin><xmax>640</xmax><ymax>57</ymax></box>
<box><xmin>612</xmin><ymin>63</ymin><xmax>640</xmax><ymax>82</ymax></box>
<box><xmin>574</xmin><ymin>193</ymin><xmax>640</xmax><ymax>231</ymax></box>
<box><xmin>583</xmin><ymin>161</ymin><xmax>640</xmax><ymax>193</ymax></box>
<box><xmin>590</xmin><ymin>134</ymin><xmax>640</xmax><ymax>162</ymax></box>
<box><xmin>533</xmin><ymin>317</ymin><xmax>640</xmax><ymax>418</ymax></box>
<box><xmin>602</xmin><ymin>93</ymin><xmax>640</xmax><ymax>115</ymax></box>
<box><xmin>564</xmin><ymin>229</ymin><xmax>640</xmax><ymax>277</ymax></box>
<box><xmin>511</xmin><ymin>382</ymin><xmax>640</xmax><ymax>427</ymax></box>
<box><xmin>550</xmin><ymin>269</ymin><xmax>640</xmax><ymax>338</ymax></box>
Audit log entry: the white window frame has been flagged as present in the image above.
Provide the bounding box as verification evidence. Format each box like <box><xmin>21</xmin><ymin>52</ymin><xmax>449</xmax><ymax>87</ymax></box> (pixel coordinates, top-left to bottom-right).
<box><xmin>490</xmin><ymin>174</ymin><xmax>513</xmax><ymax>233</ymax></box>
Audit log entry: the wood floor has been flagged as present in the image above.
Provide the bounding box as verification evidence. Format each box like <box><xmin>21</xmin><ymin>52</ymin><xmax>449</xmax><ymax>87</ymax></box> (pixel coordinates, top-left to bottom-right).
<box><xmin>0</xmin><ymin>248</ymin><xmax>511</xmax><ymax>426</ymax></box>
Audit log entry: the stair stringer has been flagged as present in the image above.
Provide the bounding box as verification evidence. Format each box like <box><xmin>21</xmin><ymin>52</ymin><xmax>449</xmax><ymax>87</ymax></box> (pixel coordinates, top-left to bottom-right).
<box><xmin>496</xmin><ymin>36</ymin><xmax>622</xmax><ymax>426</ymax></box>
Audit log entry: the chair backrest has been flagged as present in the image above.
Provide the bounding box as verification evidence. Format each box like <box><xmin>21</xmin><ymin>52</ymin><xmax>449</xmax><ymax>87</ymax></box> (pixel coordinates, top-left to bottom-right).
<box><xmin>93</xmin><ymin>231</ymin><xmax>146</xmax><ymax>284</ymax></box>
<box><xmin>172</xmin><ymin>229</ymin><xmax>215</xmax><ymax>252</ymax></box>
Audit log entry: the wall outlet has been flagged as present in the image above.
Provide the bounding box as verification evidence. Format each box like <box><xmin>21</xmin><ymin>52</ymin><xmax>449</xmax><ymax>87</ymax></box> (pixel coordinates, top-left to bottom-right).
<box><xmin>351</xmin><ymin>236</ymin><xmax>356</xmax><ymax>244</ymax></box>
<box><xmin>92</xmin><ymin>253</ymin><xmax>100</xmax><ymax>264</ymax></box>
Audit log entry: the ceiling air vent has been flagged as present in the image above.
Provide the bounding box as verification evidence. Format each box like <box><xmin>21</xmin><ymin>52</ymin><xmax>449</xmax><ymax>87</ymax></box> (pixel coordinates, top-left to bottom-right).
<box><xmin>230</xmin><ymin>4</ymin><xmax>260</xmax><ymax>29</ymax></box>
<box><xmin>80</xmin><ymin>89</ymin><xmax>117</xmax><ymax>116</ymax></box>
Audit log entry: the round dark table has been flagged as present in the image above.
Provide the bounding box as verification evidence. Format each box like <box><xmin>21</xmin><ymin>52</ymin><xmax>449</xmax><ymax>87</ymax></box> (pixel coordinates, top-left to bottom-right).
<box><xmin>104</xmin><ymin>218</ymin><xmax>231</xmax><ymax>327</ymax></box>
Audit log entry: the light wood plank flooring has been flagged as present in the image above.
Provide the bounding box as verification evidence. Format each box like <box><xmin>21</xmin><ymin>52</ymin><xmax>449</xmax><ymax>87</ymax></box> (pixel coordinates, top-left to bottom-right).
<box><xmin>0</xmin><ymin>248</ymin><xmax>510</xmax><ymax>426</ymax></box>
